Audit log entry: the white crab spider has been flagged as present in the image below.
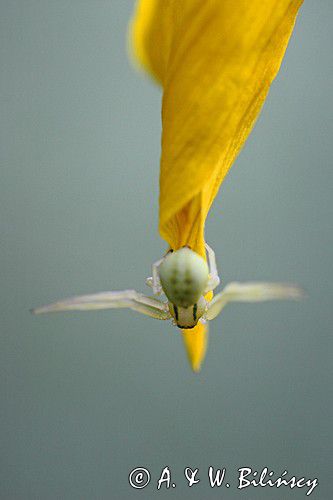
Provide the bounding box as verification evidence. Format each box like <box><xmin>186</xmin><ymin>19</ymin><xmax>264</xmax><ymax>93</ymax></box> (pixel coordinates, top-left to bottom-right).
<box><xmin>32</xmin><ymin>243</ymin><xmax>304</xmax><ymax>329</ymax></box>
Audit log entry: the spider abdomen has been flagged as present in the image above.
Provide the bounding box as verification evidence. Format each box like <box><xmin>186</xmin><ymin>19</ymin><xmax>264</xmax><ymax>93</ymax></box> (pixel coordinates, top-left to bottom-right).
<box><xmin>159</xmin><ymin>247</ymin><xmax>209</xmax><ymax>307</ymax></box>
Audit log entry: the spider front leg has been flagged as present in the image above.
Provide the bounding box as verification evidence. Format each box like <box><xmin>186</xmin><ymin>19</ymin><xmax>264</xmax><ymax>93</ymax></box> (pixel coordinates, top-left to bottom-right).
<box><xmin>32</xmin><ymin>289</ymin><xmax>171</xmax><ymax>320</ymax></box>
<box><xmin>204</xmin><ymin>243</ymin><xmax>221</xmax><ymax>293</ymax></box>
<box><xmin>145</xmin><ymin>257</ymin><xmax>164</xmax><ymax>295</ymax></box>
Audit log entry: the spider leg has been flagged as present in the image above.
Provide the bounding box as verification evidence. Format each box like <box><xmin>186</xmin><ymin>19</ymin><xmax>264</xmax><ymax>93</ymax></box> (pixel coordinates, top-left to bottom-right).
<box><xmin>205</xmin><ymin>282</ymin><xmax>305</xmax><ymax>321</ymax></box>
<box><xmin>32</xmin><ymin>289</ymin><xmax>171</xmax><ymax>320</ymax></box>
<box><xmin>204</xmin><ymin>242</ymin><xmax>220</xmax><ymax>293</ymax></box>
<box><xmin>145</xmin><ymin>257</ymin><xmax>164</xmax><ymax>295</ymax></box>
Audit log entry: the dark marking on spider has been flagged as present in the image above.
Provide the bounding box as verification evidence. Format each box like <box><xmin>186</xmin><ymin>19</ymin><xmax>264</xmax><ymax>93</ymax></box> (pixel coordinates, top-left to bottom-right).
<box><xmin>193</xmin><ymin>303</ymin><xmax>198</xmax><ymax>321</ymax></box>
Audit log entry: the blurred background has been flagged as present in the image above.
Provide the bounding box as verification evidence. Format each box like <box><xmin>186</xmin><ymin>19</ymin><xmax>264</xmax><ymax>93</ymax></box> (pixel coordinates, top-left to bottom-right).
<box><xmin>1</xmin><ymin>1</ymin><xmax>332</xmax><ymax>498</ymax></box>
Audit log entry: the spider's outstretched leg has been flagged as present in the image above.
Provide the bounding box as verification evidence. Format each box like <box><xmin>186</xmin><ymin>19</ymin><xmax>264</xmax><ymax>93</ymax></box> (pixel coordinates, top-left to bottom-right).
<box><xmin>204</xmin><ymin>243</ymin><xmax>220</xmax><ymax>292</ymax></box>
<box><xmin>32</xmin><ymin>289</ymin><xmax>171</xmax><ymax>320</ymax></box>
<box><xmin>145</xmin><ymin>258</ymin><xmax>164</xmax><ymax>295</ymax></box>
<box><xmin>205</xmin><ymin>282</ymin><xmax>305</xmax><ymax>321</ymax></box>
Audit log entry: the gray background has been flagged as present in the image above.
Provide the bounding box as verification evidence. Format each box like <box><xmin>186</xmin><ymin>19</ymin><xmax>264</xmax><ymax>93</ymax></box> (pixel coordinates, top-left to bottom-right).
<box><xmin>1</xmin><ymin>1</ymin><xmax>332</xmax><ymax>499</ymax></box>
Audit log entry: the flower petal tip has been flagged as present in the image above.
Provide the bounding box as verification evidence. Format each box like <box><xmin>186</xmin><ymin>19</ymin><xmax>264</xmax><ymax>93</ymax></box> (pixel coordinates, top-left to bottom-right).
<box><xmin>182</xmin><ymin>322</ymin><xmax>208</xmax><ymax>374</ymax></box>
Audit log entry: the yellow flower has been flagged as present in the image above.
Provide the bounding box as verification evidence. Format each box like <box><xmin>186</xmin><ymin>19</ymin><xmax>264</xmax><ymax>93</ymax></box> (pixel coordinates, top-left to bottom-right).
<box><xmin>130</xmin><ymin>0</ymin><xmax>303</xmax><ymax>371</ymax></box>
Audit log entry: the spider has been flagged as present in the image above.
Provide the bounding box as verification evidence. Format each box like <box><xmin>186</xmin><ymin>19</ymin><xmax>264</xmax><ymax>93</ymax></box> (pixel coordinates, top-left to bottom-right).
<box><xmin>32</xmin><ymin>243</ymin><xmax>303</xmax><ymax>328</ymax></box>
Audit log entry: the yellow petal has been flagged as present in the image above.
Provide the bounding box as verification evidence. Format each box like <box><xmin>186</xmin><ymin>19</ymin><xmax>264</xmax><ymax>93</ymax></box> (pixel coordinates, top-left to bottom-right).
<box><xmin>182</xmin><ymin>322</ymin><xmax>208</xmax><ymax>373</ymax></box>
<box><xmin>131</xmin><ymin>0</ymin><xmax>303</xmax><ymax>258</ymax></box>
<box><xmin>129</xmin><ymin>0</ymin><xmax>172</xmax><ymax>84</ymax></box>
<box><xmin>130</xmin><ymin>0</ymin><xmax>303</xmax><ymax>369</ymax></box>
